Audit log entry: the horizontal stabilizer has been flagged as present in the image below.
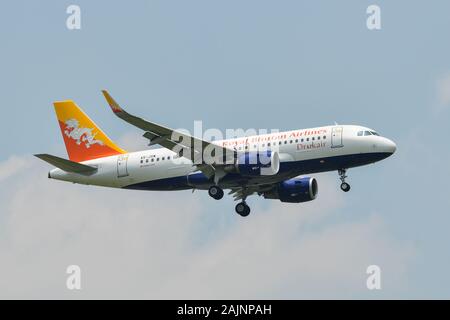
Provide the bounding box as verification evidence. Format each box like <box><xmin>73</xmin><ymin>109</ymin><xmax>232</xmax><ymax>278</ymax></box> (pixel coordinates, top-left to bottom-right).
<box><xmin>34</xmin><ymin>154</ymin><xmax>97</xmax><ymax>175</ymax></box>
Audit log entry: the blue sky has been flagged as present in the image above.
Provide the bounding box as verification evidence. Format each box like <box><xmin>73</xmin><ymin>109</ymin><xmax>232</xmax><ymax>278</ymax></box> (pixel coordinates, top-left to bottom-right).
<box><xmin>0</xmin><ymin>1</ymin><xmax>449</xmax><ymax>298</ymax></box>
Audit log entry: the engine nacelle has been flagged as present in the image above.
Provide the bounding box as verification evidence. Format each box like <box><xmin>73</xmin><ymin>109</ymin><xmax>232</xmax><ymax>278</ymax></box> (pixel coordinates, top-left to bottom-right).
<box><xmin>264</xmin><ymin>177</ymin><xmax>318</xmax><ymax>203</ymax></box>
<box><xmin>235</xmin><ymin>151</ymin><xmax>280</xmax><ymax>176</ymax></box>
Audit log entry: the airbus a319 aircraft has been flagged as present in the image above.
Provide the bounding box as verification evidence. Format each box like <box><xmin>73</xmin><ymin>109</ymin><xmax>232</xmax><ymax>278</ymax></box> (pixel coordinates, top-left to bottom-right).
<box><xmin>35</xmin><ymin>91</ymin><xmax>396</xmax><ymax>217</ymax></box>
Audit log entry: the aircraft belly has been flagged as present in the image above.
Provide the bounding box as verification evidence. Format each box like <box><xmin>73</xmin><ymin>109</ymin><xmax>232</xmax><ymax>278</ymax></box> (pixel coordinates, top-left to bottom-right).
<box><xmin>121</xmin><ymin>152</ymin><xmax>391</xmax><ymax>191</ymax></box>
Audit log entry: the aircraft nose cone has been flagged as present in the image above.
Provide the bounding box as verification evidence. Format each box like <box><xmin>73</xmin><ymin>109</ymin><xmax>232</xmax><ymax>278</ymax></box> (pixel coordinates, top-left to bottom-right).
<box><xmin>384</xmin><ymin>138</ymin><xmax>397</xmax><ymax>154</ymax></box>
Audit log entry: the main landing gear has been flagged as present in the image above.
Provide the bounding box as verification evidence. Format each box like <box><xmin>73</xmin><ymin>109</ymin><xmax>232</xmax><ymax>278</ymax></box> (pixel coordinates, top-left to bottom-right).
<box><xmin>235</xmin><ymin>201</ymin><xmax>250</xmax><ymax>217</ymax></box>
<box><xmin>208</xmin><ymin>185</ymin><xmax>224</xmax><ymax>200</ymax></box>
<box><xmin>208</xmin><ymin>185</ymin><xmax>251</xmax><ymax>217</ymax></box>
<box><xmin>338</xmin><ymin>169</ymin><xmax>351</xmax><ymax>192</ymax></box>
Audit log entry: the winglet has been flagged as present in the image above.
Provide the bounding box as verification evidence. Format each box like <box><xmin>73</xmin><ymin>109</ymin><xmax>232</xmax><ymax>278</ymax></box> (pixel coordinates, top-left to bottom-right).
<box><xmin>102</xmin><ymin>90</ymin><xmax>124</xmax><ymax>114</ymax></box>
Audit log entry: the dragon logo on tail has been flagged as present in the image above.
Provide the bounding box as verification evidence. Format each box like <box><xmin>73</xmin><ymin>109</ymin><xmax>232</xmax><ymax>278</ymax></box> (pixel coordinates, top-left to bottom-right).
<box><xmin>64</xmin><ymin>119</ymin><xmax>104</xmax><ymax>148</ymax></box>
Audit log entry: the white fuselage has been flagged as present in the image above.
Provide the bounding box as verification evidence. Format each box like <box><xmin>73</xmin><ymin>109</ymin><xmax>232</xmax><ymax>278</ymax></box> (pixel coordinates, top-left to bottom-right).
<box><xmin>49</xmin><ymin>125</ymin><xmax>396</xmax><ymax>190</ymax></box>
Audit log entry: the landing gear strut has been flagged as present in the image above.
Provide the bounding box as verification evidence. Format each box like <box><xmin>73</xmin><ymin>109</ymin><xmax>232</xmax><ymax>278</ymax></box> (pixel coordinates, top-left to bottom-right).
<box><xmin>338</xmin><ymin>169</ymin><xmax>351</xmax><ymax>192</ymax></box>
<box><xmin>208</xmin><ymin>186</ymin><xmax>224</xmax><ymax>200</ymax></box>
<box><xmin>235</xmin><ymin>201</ymin><xmax>251</xmax><ymax>217</ymax></box>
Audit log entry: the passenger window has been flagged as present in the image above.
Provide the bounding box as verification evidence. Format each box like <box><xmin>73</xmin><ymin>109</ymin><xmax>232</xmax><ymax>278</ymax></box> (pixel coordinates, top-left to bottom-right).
<box><xmin>312</xmin><ymin>137</ymin><xmax>315</xmax><ymax>141</ymax></box>
<box><xmin>301</xmin><ymin>139</ymin><xmax>304</xmax><ymax>142</ymax></box>
<box><xmin>140</xmin><ymin>160</ymin><xmax>143</xmax><ymax>164</ymax></box>
<box><xmin>151</xmin><ymin>158</ymin><xmax>154</xmax><ymax>162</ymax></box>
<box><xmin>295</xmin><ymin>139</ymin><xmax>298</xmax><ymax>143</ymax></box>
<box><xmin>284</xmin><ymin>141</ymin><xmax>287</xmax><ymax>144</ymax></box>
<box><xmin>268</xmin><ymin>143</ymin><xmax>271</xmax><ymax>147</ymax></box>
<box><xmin>318</xmin><ymin>136</ymin><xmax>321</xmax><ymax>140</ymax></box>
<box><xmin>157</xmin><ymin>158</ymin><xmax>160</xmax><ymax>161</ymax></box>
<box><xmin>289</xmin><ymin>140</ymin><xmax>293</xmax><ymax>144</ymax></box>
<box><xmin>323</xmin><ymin>135</ymin><xmax>326</xmax><ymax>139</ymax></box>
<box><xmin>145</xmin><ymin>159</ymin><xmax>149</xmax><ymax>163</ymax></box>
<box><xmin>306</xmin><ymin>138</ymin><xmax>309</xmax><ymax>142</ymax></box>
<box><xmin>167</xmin><ymin>156</ymin><xmax>170</xmax><ymax>160</ymax></box>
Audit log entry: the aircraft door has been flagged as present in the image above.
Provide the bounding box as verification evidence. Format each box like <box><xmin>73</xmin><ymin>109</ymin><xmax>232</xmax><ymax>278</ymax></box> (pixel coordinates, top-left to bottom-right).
<box><xmin>117</xmin><ymin>154</ymin><xmax>129</xmax><ymax>177</ymax></box>
<box><xmin>331</xmin><ymin>126</ymin><xmax>343</xmax><ymax>148</ymax></box>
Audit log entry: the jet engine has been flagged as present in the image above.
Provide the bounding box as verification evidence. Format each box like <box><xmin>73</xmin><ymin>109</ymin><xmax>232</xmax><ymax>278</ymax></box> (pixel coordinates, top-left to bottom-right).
<box><xmin>233</xmin><ymin>151</ymin><xmax>280</xmax><ymax>176</ymax></box>
<box><xmin>263</xmin><ymin>177</ymin><xmax>318</xmax><ymax>203</ymax></box>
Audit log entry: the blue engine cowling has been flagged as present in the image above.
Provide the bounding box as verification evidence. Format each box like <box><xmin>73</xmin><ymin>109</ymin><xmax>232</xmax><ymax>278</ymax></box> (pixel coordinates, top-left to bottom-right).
<box><xmin>264</xmin><ymin>177</ymin><xmax>318</xmax><ymax>203</ymax></box>
<box><xmin>236</xmin><ymin>151</ymin><xmax>280</xmax><ymax>176</ymax></box>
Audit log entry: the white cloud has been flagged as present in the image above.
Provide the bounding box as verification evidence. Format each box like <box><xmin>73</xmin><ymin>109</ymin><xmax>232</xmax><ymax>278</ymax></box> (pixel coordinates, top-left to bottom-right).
<box><xmin>0</xmin><ymin>155</ymin><xmax>30</xmax><ymax>182</ymax></box>
<box><xmin>0</xmin><ymin>156</ymin><xmax>415</xmax><ymax>299</ymax></box>
<box><xmin>436</xmin><ymin>73</ymin><xmax>450</xmax><ymax>112</ymax></box>
<box><xmin>116</xmin><ymin>131</ymin><xmax>151</xmax><ymax>152</ymax></box>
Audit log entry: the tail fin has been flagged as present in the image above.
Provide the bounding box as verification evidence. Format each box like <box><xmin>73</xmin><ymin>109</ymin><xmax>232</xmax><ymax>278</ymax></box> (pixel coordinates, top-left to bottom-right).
<box><xmin>53</xmin><ymin>100</ymin><xmax>126</xmax><ymax>162</ymax></box>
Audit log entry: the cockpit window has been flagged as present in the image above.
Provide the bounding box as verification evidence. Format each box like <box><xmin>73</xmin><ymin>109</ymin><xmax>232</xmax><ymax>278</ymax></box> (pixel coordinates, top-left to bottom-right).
<box><xmin>358</xmin><ymin>130</ymin><xmax>380</xmax><ymax>136</ymax></box>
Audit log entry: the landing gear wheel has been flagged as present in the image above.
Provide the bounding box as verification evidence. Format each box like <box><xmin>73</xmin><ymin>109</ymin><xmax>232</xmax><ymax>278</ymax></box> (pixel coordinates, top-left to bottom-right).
<box><xmin>235</xmin><ymin>202</ymin><xmax>251</xmax><ymax>217</ymax></box>
<box><xmin>208</xmin><ymin>186</ymin><xmax>224</xmax><ymax>200</ymax></box>
<box><xmin>340</xmin><ymin>182</ymin><xmax>351</xmax><ymax>192</ymax></box>
<box><xmin>338</xmin><ymin>169</ymin><xmax>351</xmax><ymax>192</ymax></box>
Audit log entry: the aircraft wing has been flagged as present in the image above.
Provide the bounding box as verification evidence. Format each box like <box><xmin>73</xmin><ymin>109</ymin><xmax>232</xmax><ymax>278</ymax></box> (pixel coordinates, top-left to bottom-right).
<box><xmin>228</xmin><ymin>184</ymin><xmax>276</xmax><ymax>201</ymax></box>
<box><xmin>102</xmin><ymin>90</ymin><xmax>235</xmax><ymax>179</ymax></box>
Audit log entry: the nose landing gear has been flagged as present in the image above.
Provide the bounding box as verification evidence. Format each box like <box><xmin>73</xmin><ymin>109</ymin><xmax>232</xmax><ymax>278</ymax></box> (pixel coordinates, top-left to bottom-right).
<box><xmin>338</xmin><ymin>169</ymin><xmax>351</xmax><ymax>192</ymax></box>
<box><xmin>340</xmin><ymin>182</ymin><xmax>351</xmax><ymax>192</ymax></box>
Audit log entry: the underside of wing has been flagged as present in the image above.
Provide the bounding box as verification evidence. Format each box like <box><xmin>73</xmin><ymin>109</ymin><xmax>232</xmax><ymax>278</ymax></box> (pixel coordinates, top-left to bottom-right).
<box><xmin>228</xmin><ymin>184</ymin><xmax>276</xmax><ymax>201</ymax></box>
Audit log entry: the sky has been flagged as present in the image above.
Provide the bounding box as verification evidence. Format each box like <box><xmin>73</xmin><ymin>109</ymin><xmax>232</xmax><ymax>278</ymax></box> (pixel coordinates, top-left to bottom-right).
<box><xmin>0</xmin><ymin>0</ymin><xmax>449</xmax><ymax>299</ymax></box>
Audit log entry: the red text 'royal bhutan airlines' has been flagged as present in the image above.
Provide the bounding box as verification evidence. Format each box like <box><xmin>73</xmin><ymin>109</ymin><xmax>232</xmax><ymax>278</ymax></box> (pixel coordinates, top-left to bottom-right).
<box><xmin>36</xmin><ymin>91</ymin><xmax>396</xmax><ymax>217</ymax></box>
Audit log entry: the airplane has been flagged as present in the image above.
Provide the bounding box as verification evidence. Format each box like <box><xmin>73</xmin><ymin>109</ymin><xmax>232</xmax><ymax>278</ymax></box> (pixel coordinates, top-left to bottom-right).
<box><xmin>35</xmin><ymin>91</ymin><xmax>396</xmax><ymax>217</ymax></box>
